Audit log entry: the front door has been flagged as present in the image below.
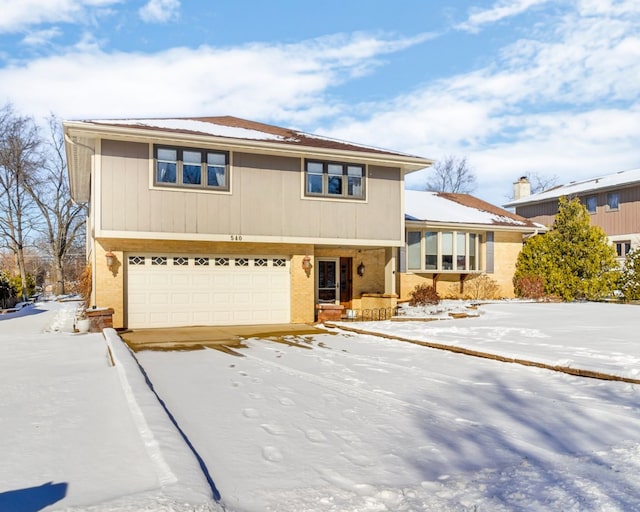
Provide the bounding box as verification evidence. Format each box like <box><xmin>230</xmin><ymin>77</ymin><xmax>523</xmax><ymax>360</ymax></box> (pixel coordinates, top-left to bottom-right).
<box><xmin>317</xmin><ymin>258</ymin><xmax>339</xmax><ymax>304</ymax></box>
<box><xmin>340</xmin><ymin>257</ymin><xmax>353</xmax><ymax>308</ymax></box>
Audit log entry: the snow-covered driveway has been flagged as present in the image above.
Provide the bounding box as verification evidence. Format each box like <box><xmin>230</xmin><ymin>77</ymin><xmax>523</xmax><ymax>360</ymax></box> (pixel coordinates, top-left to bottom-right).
<box><xmin>136</xmin><ymin>303</ymin><xmax>640</xmax><ymax>512</ymax></box>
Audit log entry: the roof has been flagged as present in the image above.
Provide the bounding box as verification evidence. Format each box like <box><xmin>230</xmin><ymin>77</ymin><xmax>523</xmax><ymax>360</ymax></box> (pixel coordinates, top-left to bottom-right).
<box><xmin>64</xmin><ymin>116</ymin><xmax>433</xmax><ymax>202</ymax></box>
<box><xmin>69</xmin><ymin>115</ymin><xmax>431</xmax><ymax>159</ymax></box>
<box><xmin>405</xmin><ymin>190</ymin><xmax>544</xmax><ymax>231</ymax></box>
<box><xmin>504</xmin><ymin>167</ymin><xmax>640</xmax><ymax>208</ymax></box>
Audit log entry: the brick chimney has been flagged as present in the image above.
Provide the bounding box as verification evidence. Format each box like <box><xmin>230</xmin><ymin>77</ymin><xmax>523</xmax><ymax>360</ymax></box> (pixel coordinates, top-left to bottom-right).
<box><xmin>513</xmin><ymin>176</ymin><xmax>531</xmax><ymax>200</ymax></box>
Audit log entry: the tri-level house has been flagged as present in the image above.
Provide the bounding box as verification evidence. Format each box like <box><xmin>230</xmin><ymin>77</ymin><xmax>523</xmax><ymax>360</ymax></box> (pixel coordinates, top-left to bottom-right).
<box><xmin>64</xmin><ymin>116</ymin><xmax>432</xmax><ymax>329</ymax></box>
<box><xmin>399</xmin><ymin>190</ymin><xmax>543</xmax><ymax>299</ymax></box>
<box><xmin>504</xmin><ymin>168</ymin><xmax>640</xmax><ymax>263</ymax></box>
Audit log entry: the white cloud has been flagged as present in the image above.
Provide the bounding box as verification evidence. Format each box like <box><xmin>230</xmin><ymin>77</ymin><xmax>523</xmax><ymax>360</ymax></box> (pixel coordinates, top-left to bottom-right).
<box><xmin>0</xmin><ymin>32</ymin><xmax>427</xmax><ymax>124</ymax></box>
<box><xmin>322</xmin><ymin>0</ymin><xmax>640</xmax><ymax>203</ymax></box>
<box><xmin>457</xmin><ymin>0</ymin><xmax>553</xmax><ymax>33</ymax></box>
<box><xmin>0</xmin><ymin>0</ymin><xmax>122</xmax><ymax>33</ymax></box>
<box><xmin>139</xmin><ymin>0</ymin><xmax>180</xmax><ymax>23</ymax></box>
<box><xmin>21</xmin><ymin>27</ymin><xmax>62</xmax><ymax>46</ymax></box>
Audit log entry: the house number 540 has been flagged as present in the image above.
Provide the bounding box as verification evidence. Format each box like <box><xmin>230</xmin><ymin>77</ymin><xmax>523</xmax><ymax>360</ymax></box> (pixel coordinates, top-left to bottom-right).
<box><xmin>230</xmin><ymin>235</ymin><xmax>243</xmax><ymax>241</ymax></box>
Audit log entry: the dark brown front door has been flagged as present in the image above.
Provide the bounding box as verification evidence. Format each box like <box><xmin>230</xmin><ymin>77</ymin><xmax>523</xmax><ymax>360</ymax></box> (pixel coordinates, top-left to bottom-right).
<box><xmin>340</xmin><ymin>257</ymin><xmax>353</xmax><ymax>308</ymax></box>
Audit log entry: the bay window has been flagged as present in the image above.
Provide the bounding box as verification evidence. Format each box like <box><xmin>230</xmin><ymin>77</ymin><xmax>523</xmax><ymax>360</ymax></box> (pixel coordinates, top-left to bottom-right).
<box><xmin>406</xmin><ymin>230</ymin><xmax>482</xmax><ymax>272</ymax></box>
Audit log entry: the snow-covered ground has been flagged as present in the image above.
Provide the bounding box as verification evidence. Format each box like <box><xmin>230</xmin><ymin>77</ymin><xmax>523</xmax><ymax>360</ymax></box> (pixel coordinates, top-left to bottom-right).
<box><xmin>1</xmin><ymin>300</ymin><xmax>640</xmax><ymax>511</ymax></box>
<box><xmin>0</xmin><ymin>301</ymin><xmax>216</xmax><ymax>512</ymax></box>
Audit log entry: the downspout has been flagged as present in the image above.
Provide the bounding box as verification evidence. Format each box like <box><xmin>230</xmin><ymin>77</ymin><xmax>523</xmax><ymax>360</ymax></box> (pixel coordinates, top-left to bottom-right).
<box><xmin>64</xmin><ymin>133</ymin><xmax>97</xmax><ymax>307</ymax></box>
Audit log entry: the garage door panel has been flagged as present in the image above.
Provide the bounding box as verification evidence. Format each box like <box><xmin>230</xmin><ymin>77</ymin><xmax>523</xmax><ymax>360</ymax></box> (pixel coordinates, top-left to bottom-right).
<box><xmin>127</xmin><ymin>254</ymin><xmax>291</xmax><ymax>328</ymax></box>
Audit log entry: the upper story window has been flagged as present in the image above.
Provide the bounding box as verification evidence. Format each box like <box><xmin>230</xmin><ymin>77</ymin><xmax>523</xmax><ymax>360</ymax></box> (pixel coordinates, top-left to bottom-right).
<box><xmin>607</xmin><ymin>192</ymin><xmax>619</xmax><ymax>211</ymax></box>
<box><xmin>585</xmin><ymin>195</ymin><xmax>597</xmax><ymax>213</ymax></box>
<box><xmin>305</xmin><ymin>160</ymin><xmax>365</xmax><ymax>199</ymax></box>
<box><xmin>407</xmin><ymin>230</ymin><xmax>480</xmax><ymax>272</ymax></box>
<box><xmin>155</xmin><ymin>146</ymin><xmax>229</xmax><ymax>191</ymax></box>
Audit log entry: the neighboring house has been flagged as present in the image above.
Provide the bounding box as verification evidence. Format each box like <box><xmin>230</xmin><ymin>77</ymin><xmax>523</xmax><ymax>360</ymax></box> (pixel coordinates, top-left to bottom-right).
<box><xmin>400</xmin><ymin>190</ymin><xmax>544</xmax><ymax>299</ymax></box>
<box><xmin>64</xmin><ymin>116</ymin><xmax>432</xmax><ymax>329</ymax></box>
<box><xmin>504</xmin><ymin>168</ymin><xmax>640</xmax><ymax>262</ymax></box>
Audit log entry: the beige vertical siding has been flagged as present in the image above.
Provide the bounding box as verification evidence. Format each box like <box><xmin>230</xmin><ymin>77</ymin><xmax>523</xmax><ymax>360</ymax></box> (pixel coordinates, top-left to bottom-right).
<box><xmin>99</xmin><ymin>140</ymin><xmax>402</xmax><ymax>242</ymax></box>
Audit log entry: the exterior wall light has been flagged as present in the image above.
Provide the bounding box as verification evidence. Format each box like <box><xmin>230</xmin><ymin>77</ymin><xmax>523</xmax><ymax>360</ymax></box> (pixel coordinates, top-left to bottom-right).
<box><xmin>357</xmin><ymin>261</ymin><xmax>365</xmax><ymax>277</ymax></box>
<box><xmin>301</xmin><ymin>255</ymin><xmax>312</xmax><ymax>276</ymax></box>
<box><xmin>105</xmin><ymin>250</ymin><xmax>116</xmax><ymax>270</ymax></box>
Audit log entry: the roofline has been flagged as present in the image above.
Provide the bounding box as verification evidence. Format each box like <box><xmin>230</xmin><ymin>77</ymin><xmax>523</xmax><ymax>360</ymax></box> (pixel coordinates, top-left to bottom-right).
<box><xmin>405</xmin><ymin>219</ymin><xmax>545</xmax><ymax>233</ymax></box>
<box><xmin>504</xmin><ymin>177</ymin><xmax>640</xmax><ymax>208</ymax></box>
<box><xmin>62</xmin><ymin>120</ymin><xmax>434</xmax><ymax>173</ymax></box>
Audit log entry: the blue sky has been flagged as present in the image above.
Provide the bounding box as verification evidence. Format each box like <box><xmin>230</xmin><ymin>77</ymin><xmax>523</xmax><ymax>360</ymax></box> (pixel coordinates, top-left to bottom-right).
<box><xmin>1</xmin><ymin>0</ymin><xmax>638</xmax><ymax>204</ymax></box>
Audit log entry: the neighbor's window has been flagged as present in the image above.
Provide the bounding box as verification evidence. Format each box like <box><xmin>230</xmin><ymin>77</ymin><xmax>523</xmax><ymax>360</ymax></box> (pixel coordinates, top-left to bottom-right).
<box><xmin>305</xmin><ymin>160</ymin><xmax>365</xmax><ymax>199</ymax></box>
<box><xmin>607</xmin><ymin>192</ymin><xmax>619</xmax><ymax>211</ymax></box>
<box><xmin>616</xmin><ymin>241</ymin><xmax>631</xmax><ymax>258</ymax></box>
<box><xmin>407</xmin><ymin>230</ymin><xmax>482</xmax><ymax>272</ymax></box>
<box><xmin>154</xmin><ymin>145</ymin><xmax>229</xmax><ymax>191</ymax></box>
<box><xmin>585</xmin><ymin>195</ymin><xmax>597</xmax><ymax>213</ymax></box>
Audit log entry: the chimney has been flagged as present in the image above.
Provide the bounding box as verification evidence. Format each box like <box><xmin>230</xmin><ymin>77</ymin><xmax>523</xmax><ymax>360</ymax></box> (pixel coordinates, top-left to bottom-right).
<box><xmin>513</xmin><ymin>176</ymin><xmax>531</xmax><ymax>200</ymax></box>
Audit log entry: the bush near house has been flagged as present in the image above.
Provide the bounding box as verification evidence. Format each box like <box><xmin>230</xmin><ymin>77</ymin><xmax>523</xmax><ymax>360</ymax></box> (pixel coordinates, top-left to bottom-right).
<box><xmin>513</xmin><ymin>275</ymin><xmax>546</xmax><ymax>300</ymax></box>
<box><xmin>78</xmin><ymin>264</ymin><xmax>92</xmax><ymax>307</ymax></box>
<box><xmin>408</xmin><ymin>283</ymin><xmax>440</xmax><ymax>306</ymax></box>
<box><xmin>513</xmin><ymin>196</ymin><xmax>619</xmax><ymax>301</ymax></box>
<box><xmin>447</xmin><ymin>273</ymin><xmax>501</xmax><ymax>300</ymax></box>
<box><xmin>620</xmin><ymin>247</ymin><xmax>640</xmax><ymax>301</ymax></box>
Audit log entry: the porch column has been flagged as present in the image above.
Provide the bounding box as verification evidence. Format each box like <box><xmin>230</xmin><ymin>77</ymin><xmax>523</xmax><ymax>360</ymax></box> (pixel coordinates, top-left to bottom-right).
<box><xmin>384</xmin><ymin>247</ymin><xmax>396</xmax><ymax>295</ymax></box>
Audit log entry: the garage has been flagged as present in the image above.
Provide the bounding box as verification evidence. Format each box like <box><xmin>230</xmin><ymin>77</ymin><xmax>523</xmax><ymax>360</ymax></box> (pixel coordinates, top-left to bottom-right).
<box><xmin>126</xmin><ymin>254</ymin><xmax>291</xmax><ymax>328</ymax></box>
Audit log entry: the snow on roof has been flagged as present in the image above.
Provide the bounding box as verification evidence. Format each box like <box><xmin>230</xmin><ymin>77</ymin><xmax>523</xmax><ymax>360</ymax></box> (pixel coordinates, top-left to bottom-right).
<box><xmin>81</xmin><ymin>116</ymin><xmax>431</xmax><ymax>161</ymax></box>
<box><xmin>89</xmin><ymin>118</ymin><xmax>288</xmax><ymax>142</ymax></box>
<box><xmin>505</xmin><ymin>167</ymin><xmax>640</xmax><ymax>207</ymax></box>
<box><xmin>405</xmin><ymin>190</ymin><xmax>542</xmax><ymax>229</ymax></box>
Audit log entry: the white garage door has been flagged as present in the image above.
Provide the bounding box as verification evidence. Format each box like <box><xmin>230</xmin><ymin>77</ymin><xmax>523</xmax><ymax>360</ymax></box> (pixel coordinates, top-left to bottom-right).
<box><xmin>126</xmin><ymin>254</ymin><xmax>291</xmax><ymax>328</ymax></box>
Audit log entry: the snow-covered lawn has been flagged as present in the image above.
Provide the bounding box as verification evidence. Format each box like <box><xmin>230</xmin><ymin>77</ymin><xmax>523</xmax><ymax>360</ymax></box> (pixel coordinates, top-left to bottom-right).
<box><xmin>1</xmin><ymin>300</ymin><xmax>640</xmax><ymax>511</ymax></box>
<box><xmin>0</xmin><ymin>301</ymin><xmax>215</xmax><ymax>511</ymax></box>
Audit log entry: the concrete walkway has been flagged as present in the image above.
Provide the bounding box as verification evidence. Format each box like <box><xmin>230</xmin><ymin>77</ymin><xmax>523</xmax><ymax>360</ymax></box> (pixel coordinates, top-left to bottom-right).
<box><xmin>120</xmin><ymin>323</ymin><xmax>327</xmax><ymax>353</ymax></box>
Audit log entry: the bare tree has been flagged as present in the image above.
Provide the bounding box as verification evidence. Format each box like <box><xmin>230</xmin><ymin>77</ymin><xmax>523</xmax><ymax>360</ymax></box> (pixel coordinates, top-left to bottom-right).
<box><xmin>529</xmin><ymin>171</ymin><xmax>559</xmax><ymax>194</ymax></box>
<box><xmin>425</xmin><ymin>155</ymin><xmax>476</xmax><ymax>194</ymax></box>
<box><xmin>25</xmin><ymin>115</ymin><xmax>86</xmax><ymax>295</ymax></box>
<box><xmin>0</xmin><ymin>105</ymin><xmax>42</xmax><ymax>300</ymax></box>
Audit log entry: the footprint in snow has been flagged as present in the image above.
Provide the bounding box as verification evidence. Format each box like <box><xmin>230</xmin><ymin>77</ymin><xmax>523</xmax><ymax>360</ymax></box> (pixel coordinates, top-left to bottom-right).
<box><xmin>248</xmin><ymin>392</ymin><xmax>263</xmax><ymax>400</ymax></box>
<box><xmin>242</xmin><ymin>408</ymin><xmax>260</xmax><ymax>418</ymax></box>
<box><xmin>261</xmin><ymin>423</ymin><xmax>286</xmax><ymax>436</ymax></box>
<box><xmin>304</xmin><ymin>429</ymin><xmax>327</xmax><ymax>443</ymax></box>
<box><xmin>279</xmin><ymin>397</ymin><xmax>295</xmax><ymax>406</ymax></box>
<box><xmin>262</xmin><ymin>446</ymin><xmax>283</xmax><ymax>462</ymax></box>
